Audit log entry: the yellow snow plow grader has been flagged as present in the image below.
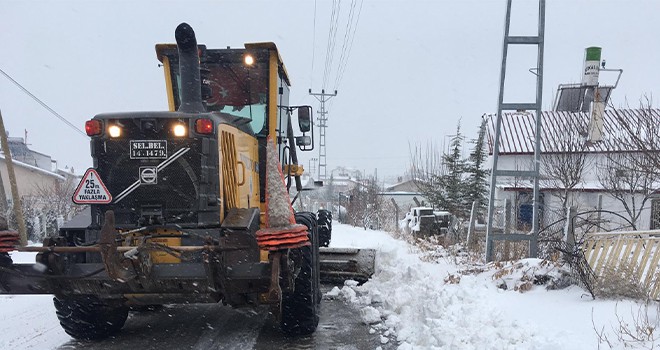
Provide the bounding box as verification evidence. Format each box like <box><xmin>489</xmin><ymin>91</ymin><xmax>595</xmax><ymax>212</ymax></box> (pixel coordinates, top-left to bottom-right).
<box><xmin>0</xmin><ymin>23</ymin><xmax>374</xmax><ymax>340</ymax></box>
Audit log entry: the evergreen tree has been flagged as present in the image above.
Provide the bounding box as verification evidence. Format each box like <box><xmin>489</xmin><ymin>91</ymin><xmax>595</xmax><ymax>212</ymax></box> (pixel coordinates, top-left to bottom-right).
<box><xmin>464</xmin><ymin>119</ymin><xmax>490</xmax><ymax>214</ymax></box>
<box><xmin>439</xmin><ymin>123</ymin><xmax>467</xmax><ymax>217</ymax></box>
<box><xmin>410</xmin><ymin>121</ymin><xmax>489</xmax><ymax>221</ymax></box>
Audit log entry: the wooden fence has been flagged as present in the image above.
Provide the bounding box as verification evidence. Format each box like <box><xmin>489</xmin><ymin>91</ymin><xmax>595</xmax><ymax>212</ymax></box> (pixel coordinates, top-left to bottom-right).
<box><xmin>583</xmin><ymin>230</ymin><xmax>660</xmax><ymax>299</ymax></box>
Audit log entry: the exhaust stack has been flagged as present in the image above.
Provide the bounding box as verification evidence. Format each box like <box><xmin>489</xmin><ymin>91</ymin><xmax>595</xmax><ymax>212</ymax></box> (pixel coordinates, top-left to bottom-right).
<box><xmin>175</xmin><ymin>23</ymin><xmax>205</xmax><ymax>113</ymax></box>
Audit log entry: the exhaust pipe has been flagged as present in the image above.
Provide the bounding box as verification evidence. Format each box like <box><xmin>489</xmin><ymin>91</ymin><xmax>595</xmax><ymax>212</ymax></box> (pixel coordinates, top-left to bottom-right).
<box><xmin>175</xmin><ymin>23</ymin><xmax>205</xmax><ymax>113</ymax></box>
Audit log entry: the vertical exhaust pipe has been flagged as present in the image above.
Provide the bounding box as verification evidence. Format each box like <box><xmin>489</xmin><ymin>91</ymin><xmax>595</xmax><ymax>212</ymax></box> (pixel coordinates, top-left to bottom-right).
<box><xmin>175</xmin><ymin>23</ymin><xmax>205</xmax><ymax>113</ymax></box>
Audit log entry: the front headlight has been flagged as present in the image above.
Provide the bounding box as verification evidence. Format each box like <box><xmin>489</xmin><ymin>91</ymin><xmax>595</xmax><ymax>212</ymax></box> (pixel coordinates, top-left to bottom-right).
<box><xmin>173</xmin><ymin>124</ymin><xmax>187</xmax><ymax>137</ymax></box>
<box><xmin>108</xmin><ymin>125</ymin><xmax>121</xmax><ymax>138</ymax></box>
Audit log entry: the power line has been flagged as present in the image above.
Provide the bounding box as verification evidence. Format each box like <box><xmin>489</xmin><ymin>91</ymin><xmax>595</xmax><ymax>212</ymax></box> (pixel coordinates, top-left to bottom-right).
<box><xmin>334</xmin><ymin>0</ymin><xmax>364</xmax><ymax>91</ymax></box>
<box><xmin>323</xmin><ymin>0</ymin><xmax>342</xmax><ymax>89</ymax></box>
<box><xmin>310</xmin><ymin>0</ymin><xmax>318</xmax><ymax>88</ymax></box>
<box><xmin>322</xmin><ymin>0</ymin><xmax>337</xmax><ymax>88</ymax></box>
<box><xmin>0</xmin><ymin>67</ymin><xmax>86</xmax><ymax>137</ymax></box>
<box><xmin>334</xmin><ymin>0</ymin><xmax>357</xmax><ymax>90</ymax></box>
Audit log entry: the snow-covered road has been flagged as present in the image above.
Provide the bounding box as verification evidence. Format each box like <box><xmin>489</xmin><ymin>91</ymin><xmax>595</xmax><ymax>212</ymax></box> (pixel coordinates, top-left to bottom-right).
<box><xmin>1</xmin><ymin>224</ymin><xmax>647</xmax><ymax>349</ymax></box>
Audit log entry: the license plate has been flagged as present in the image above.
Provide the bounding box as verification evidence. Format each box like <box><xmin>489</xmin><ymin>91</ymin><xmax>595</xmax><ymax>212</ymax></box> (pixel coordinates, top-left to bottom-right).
<box><xmin>130</xmin><ymin>140</ymin><xmax>167</xmax><ymax>159</ymax></box>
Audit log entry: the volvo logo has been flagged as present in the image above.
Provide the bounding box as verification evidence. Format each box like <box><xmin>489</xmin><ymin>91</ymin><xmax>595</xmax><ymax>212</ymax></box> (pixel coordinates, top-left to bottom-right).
<box><xmin>139</xmin><ymin>167</ymin><xmax>158</xmax><ymax>185</ymax></box>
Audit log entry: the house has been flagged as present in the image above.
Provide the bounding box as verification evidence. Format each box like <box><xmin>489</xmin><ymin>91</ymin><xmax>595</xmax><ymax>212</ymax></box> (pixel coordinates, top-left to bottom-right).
<box><xmin>291</xmin><ymin>167</ymin><xmax>363</xmax><ymax>214</ymax></box>
<box><xmin>0</xmin><ymin>137</ymin><xmax>74</xmax><ymax>199</ymax></box>
<box><xmin>0</xmin><ymin>137</ymin><xmax>79</xmax><ymax>238</ymax></box>
<box><xmin>381</xmin><ymin>178</ymin><xmax>428</xmax><ymax>219</ymax></box>
<box><xmin>485</xmin><ymin>109</ymin><xmax>660</xmax><ymax>231</ymax></box>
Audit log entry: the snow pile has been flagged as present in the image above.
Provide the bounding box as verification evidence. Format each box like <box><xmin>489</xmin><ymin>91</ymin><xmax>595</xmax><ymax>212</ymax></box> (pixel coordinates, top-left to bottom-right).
<box><xmin>327</xmin><ymin>224</ymin><xmax>660</xmax><ymax>349</ymax></box>
<box><xmin>330</xmin><ymin>239</ymin><xmax>562</xmax><ymax>349</ymax></box>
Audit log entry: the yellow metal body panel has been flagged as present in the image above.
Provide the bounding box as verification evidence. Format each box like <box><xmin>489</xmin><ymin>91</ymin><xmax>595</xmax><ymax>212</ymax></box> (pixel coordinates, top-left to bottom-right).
<box><xmin>150</xmin><ymin>237</ymin><xmax>182</xmax><ymax>263</ymax></box>
<box><xmin>284</xmin><ymin>164</ymin><xmax>304</xmax><ymax>177</ymax></box>
<box><xmin>217</xmin><ymin>124</ymin><xmax>260</xmax><ymax>214</ymax></box>
<box><xmin>162</xmin><ymin>56</ymin><xmax>176</xmax><ymax>112</ymax></box>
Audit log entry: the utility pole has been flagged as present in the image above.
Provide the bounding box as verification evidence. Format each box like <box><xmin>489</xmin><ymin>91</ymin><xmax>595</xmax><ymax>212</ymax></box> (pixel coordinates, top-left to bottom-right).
<box><xmin>308</xmin><ymin>157</ymin><xmax>318</xmax><ymax>178</ymax></box>
<box><xmin>0</xmin><ymin>110</ymin><xmax>28</xmax><ymax>246</ymax></box>
<box><xmin>308</xmin><ymin>89</ymin><xmax>337</xmax><ymax>181</ymax></box>
<box><xmin>486</xmin><ymin>0</ymin><xmax>545</xmax><ymax>261</ymax></box>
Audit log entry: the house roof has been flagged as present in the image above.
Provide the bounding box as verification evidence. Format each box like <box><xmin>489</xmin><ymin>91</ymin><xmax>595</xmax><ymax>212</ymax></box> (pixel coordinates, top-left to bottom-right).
<box><xmin>385</xmin><ymin>179</ymin><xmax>421</xmax><ymax>193</ymax></box>
<box><xmin>484</xmin><ymin>108</ymin><xmax>660</xmax><ymax>155</ymax></box>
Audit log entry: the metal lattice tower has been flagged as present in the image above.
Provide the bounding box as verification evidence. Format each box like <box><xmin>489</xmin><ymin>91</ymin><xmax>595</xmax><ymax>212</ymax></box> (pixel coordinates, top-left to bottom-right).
<box><xmin>309</xmin><ymin>89</ymin><xmax>337</xmax><ymax>181</ymax></box>
<box><xmin>486</xmin><ymin>0</ymin><xmax>546</xmax><ymax>261</ymax></box>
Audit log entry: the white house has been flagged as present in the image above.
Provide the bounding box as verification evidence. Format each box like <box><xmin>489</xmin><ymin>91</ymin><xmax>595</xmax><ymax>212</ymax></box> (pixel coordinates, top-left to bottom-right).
<box><xmin>381</xmin><ymin>179</ymin><xmax>428</xmax><ymax>220</ymax></box>
<box><xmin>486</xmin><ymin>109</ymin><xmax>660</xmax><ymax>232</ymax></box>
<box><xmin>0</xmin><ymin>137</ymin><xmax>74</xmax><ymax>199</ymax></box>
<box><xmin>0</xmin><ymin>137</ymin><xmax>79</xmax><ymax>238</ymax></box>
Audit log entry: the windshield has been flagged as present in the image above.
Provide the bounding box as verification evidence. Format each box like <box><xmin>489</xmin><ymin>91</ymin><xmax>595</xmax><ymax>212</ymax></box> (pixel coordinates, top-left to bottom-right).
<box><xmin>172</xmin><ymin>57</ymin><xmax>269</xmax><ymax>135</ymax></box>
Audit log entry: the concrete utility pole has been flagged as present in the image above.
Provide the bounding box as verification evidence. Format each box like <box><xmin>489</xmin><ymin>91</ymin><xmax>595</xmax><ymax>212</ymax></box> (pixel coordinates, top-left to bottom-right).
<box><xmin>308</xmin><ymin>157</ymin><xmax>318</xmax><ymax>177</ymax></box>
<box><xmin>0</xmin><ymin>109</ymin><xmax>28</xmax><ymax>246</ymax></box>
<box><xmin>308</xmin><ymin>89</ymin><xmax>337</xmax><ymax>181</ymax></box>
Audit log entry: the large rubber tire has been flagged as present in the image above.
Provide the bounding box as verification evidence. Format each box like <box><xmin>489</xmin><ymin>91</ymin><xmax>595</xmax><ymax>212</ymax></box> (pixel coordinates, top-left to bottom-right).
<box><xmin>54</xmin><ymin>296</ymin><xmax>129</xmax><ymax>340</ymax></box>
<box><xmin>281</xmin><ymin>212</ymin><xmax>320</xmax><ymax>335</ymax></box>
<box><xmin>317</xmin><ymin>209</ymin><xmax>332</xmax><ymax>247</ymax></box>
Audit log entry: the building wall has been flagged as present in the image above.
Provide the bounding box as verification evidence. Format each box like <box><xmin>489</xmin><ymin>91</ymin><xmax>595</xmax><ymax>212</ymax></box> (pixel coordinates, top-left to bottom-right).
<box><xmin>492</xmin><ymin>152</ymin><xmax>655</xmax><ymax>231</ymax></box>
<box><xmin>495</xmin><ymin>186</ymin><xmax>654</xmax><ymax>231</ymax></box>
<box><xmin>0</xmin><ymin>158</ymin><xmax>63</xmax><ymax>199</ymax></box>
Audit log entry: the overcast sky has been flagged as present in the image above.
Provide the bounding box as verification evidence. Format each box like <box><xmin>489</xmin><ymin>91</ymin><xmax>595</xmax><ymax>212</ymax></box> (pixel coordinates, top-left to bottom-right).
<box><xmin>1</xmin><ymin>0</ymin><xmax>659</xmax><ymax>182</ymax></box>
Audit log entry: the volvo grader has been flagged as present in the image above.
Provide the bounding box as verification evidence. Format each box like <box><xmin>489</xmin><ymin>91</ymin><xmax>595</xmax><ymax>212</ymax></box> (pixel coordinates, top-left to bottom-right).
<box><xmin>0</xmin><ymin>23</ymin><xmax>374</xmax><ymax>340</ymax></box>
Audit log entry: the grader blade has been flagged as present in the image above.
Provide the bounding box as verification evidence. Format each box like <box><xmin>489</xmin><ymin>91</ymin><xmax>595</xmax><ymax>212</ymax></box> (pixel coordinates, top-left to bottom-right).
<box><xmin>318</xmin><ymin>247</ymin><xmax>376</xmax><ymax>284</ymax></box>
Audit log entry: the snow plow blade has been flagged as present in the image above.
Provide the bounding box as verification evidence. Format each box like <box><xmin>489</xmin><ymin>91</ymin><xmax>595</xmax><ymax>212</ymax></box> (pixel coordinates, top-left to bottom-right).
<box><xmin>318</xmin><ymin>247</ymin><xmax>376</xmax><ymax>284</ymax></box>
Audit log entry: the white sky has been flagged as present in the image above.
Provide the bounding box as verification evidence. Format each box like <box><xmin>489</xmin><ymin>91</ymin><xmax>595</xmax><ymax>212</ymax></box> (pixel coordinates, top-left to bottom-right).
<box><xmin>1</xmin><ymin>0</ymin><xmax>659</xmax><ymax>181</ymax></box>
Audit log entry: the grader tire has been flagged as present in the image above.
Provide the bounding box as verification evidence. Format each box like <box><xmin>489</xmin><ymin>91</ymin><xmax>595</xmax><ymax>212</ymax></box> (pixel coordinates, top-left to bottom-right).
<box><xmin>54</xmin><ymin>296</ymin><xmax>128</xmax><ymax>340</ymax></box>
<box><xmin>281</xmin><ymin>212</ymin><xmax>320</xmax><ymax>335</ymax></box>
<box><xmin>317</xmin><ymin>209</ymin><xmax>332</xmax><ymax>247</ymax></box>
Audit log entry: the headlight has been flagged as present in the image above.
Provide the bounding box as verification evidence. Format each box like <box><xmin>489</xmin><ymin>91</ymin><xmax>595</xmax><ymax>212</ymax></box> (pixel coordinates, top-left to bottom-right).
<box><xmin>244</xmin><ymin>54</ymin><xmax>254</xmax><ymax>66</ymax></box>
<box><xmin>108</xmin><ymin>125</ymin><xmax>121</xmax><ymax>138</ymax></box>
<box><xmin>173</xmin><ymin>124</ymin><xmax>187</xmax><ymax>137</ymax></box>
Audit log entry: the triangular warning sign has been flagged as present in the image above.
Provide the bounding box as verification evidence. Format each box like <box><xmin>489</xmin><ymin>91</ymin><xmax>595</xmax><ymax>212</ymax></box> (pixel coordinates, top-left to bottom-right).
<box><xmin>72</xmin><ymin>168</ymin><xmax>112</xmax><ymax>204</ymax></box>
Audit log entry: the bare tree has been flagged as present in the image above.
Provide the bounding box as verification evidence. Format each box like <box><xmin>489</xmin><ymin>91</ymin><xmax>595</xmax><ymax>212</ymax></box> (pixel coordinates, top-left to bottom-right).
<box><xmin>344</xmin><ymin>176</ymin><xmax>393</xmax><ymax>230</ymax></box>
<box><xmin>597</xmin><ymin>152</ymin><xmax>656</xmax><ymax>230</ymax></box>
<box><xmin>409</xmin><ymin>141</ymin><xmax>445</xmax><ymax>208</ymax></box>
<box><xmin>408</xmin><ymin>123</ymin><xmax>470</xmax><ymax>218</ymax></box>
<box><xmin>593</xmin><ymin>97</ymin><xmax>660</xmax><ymax>230</ymax></box>
<box><xmin>540</xmin><ymin>127</ymin><xmax>591</xmax><ymax>211</ymax></box>
<box><xmin>609</xmin><ymin>96</ymin><xmax>660</xmax><ymax>175</ymax></box>
<box><xmin>7</xmin><ymin>177</ymin><xmax>86</xmax><ymax>241</ymax></box>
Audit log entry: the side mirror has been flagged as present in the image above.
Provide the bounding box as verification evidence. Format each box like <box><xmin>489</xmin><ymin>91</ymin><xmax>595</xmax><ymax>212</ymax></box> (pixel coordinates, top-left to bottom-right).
<box><xmin>295</xmin><ymin>136</ymin><xmax>312</xmax><ymax>146</ymax></box>
<box><xmin>298</xmin><ymin>106</ymin><xmax>312</xmax><ymax>133</ymax></box>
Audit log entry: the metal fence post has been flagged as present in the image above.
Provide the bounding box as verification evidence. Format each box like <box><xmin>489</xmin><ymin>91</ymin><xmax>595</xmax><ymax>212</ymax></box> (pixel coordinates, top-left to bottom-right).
<box><xmin>564</xmin><ymin>205</ymin><xmax>577</xmax><ymax>249</ymax></box>
<box><xmin>467</xmin><ymin>201</ymin><xmax>477</xmax><ymax>247</ymax></box>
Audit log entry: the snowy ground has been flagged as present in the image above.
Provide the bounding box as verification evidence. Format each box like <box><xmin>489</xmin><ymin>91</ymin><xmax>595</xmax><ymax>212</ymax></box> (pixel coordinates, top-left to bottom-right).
<box><xmin>0</xmin><ymin>250</ymin><xmax>71</xmax><ymax>349</ymax></box>
<box><xmin>0</xmin><ymin>226</ymin><xmax>653</xmax><ymax>349</ymax></box>
<box><xmin>328</xmin><ymin>224</ymin><xmax>649</xmax><ymax>350</ymax></box>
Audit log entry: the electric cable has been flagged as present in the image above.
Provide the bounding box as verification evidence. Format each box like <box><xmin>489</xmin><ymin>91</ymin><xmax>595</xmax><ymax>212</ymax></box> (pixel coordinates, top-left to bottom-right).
<box><xmin>310</xmin><ymin>0</ymin><xmax>318</xmax><ymax>88</ymax></box>
<box><xmin>335</xmin><ymin>0</ymin><xmax>364</xmax><ymax>91</ymax></box>
<box><xmin>0</xmin><ymin>67</ymin><xmax>86</xmax><ymax>137</ymax></box>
